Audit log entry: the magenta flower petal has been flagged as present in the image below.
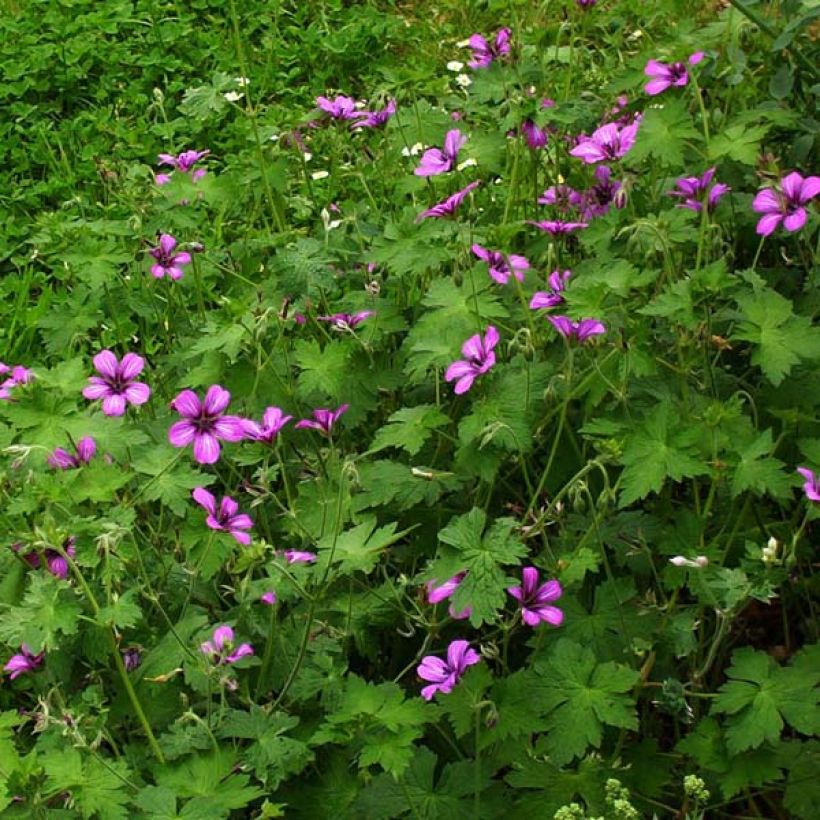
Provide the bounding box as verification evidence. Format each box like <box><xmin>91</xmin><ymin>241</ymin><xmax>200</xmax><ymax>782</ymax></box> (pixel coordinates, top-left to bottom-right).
<box><xmin>193</xmin><ymin>433</ymin><xmax>221</xmax><ymax>464</ymax></box>
<box><xmin>123</xmin><ymin>383</ymin><xmax>151</xmax><ymax>405</ymax></box>
<box><xmin>192</xmin><ymin>487</ymin><xmax>217</xmax><ymax>517</ymax></box>
<box><xmin>92</xmin><ymin>350</ymin><xmax>119</xmax><ymax>380</ymax></box>
<box><xmin>168</xmin><ymin>420</ymin><xmax>197</xmax><ymax>447</ymax></box>
<box><xmin>102</xmin><ymin>394</ymin><xmax>127</xmax><ymax>417</ymax></box>
<box><xmin>203</xmin><ymin>385</ymin><xmax>231</xmax><ymax>415</ymax></box>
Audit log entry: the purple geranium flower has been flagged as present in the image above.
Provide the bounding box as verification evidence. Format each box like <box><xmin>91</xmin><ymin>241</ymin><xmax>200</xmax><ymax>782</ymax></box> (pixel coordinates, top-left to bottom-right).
<box><xmin>548</xmin><ymin>315</ymin><xmax>606</xmax><ymax>342</ymax></box>
<box><xmin>351</xmin><ymin>99</ymin><xmax>396</xmax><ymax>129</ymax></box>
<box><xmin>415</xmin><ymin>129</ymin><xmax>466</xmax><ymax>177</ymax></box>
<box><xmin>669</xmin><ymin>167</ymin><xmax>729</xmax><ymax>213</ymax></box>
<box><xmin>752</xmin><ymin>172</ymin><xmax>820</xmax><ymax>236</ymax></box>
<box><xmin>4</xmin><ymin>644</ymin><xmax>45</xmax><ymax>680</ymax></box>
<box><xmin>417</xmin><ymin>181</ymin><xmax>480</xmax><ymax>221</ymax></box>
<box><xmin>192</xmin><ymin>487</ymin><xmax>254</xmax><ymax>545</ymax></box>
<box><xmin>156</xmin><ymin>149</ymin><xmax>209</xmax><ymax>185</ymax></box>
<box><xmin>199</xmin><ymin>625</ymin><xmax>254</xmax><ymax>665</ymax></box>
<box><xmin>577</xmin><ymin>0</ymin><xmax>598</xmax><ymax>7</ymax></box>
<box><xmin>149</xmin><ymin>234</ymin><xmax>192</xmax><ymax>280</ymax></box>
<box><xmin>123</xmin><ymin>648</ymin><xmax>142</xmax><ymax>672</ymax></box>
<box><xmin>417</xmin><ymin>639</ymin><xmax>480</xmax><ymax>700</ymax></box>
<box><xmin>295</xmin><ymin>404</ymin><xmax>349</xmax><ymax>435</ymax></box>
<box><xmin>528</xmin><ymin>219</ymin><xmax>589</xmax><ymax>235</ymax></box>
<box><xmin>242</xmin><ymin>406</ymin><xmax>293</xmax><ymax>443</ymax></box>
<box><xmin>569</xmin><ymin>120</ymin><xmax>640</xmax><ymax>164</ymax></box>
<box><xmin>82</xmin><ymin>351</ymin><xmax>151</xmax><ymax>416</ymax></box>
<box><xmin>797</xmin><ymin>467</ymin><xmax>820</xmax><ymax>502</ymax></box>
<box><xmin>317</xmin><ymin>311</ymin><xmax>374</xmax><ymax>330</ymax></box>
<box><xmin>0</xmin><ymin>364</ymin><xmax>33</xmax><ymax>401</ymax></box>
<box><xmin>425</xmin><ymin>572</ymin><xmax>471</xmax><ymax>620</ymax></box>
<box><xmin>444</xmin><ymin>325</ymin><xmax>499</xmax><ymax>395</ymax></box>
<box><xmin>467</xmin><ymin>28</ymin><xmax>511</xmax><ymax>69</ymax></box>
<box><xmin>507</xmin><ymin>567</ymin><xmax>564</xmax><ymax>627</ymax></box>
<box><xmin>445</xmin><ymin>326</ymin><xmax>499</xmax><ymax>395</ymax></box>
<box><xmin>521</xmin><ymin>119</ymin><xmax>548</xmax><ymax>149</ymax></box>
<box><xmin>581</xmin><ymin>165</ymin><xmax>625</xmax><ymax>218</ymax></box>
<box><xmin>283</xmin><ymin>550</ymin><xmax>318</xmax><ymax>564</ymax></box>
<box><xmin>13</xmin><ymin>536</ymin><xmax>76</xmax><ymax>580</ymax></box>
<box><xmin>644</xmin><ymin>52</ymin><xmax>704</xmax><ymax>96</ymax></box>
<box><xmin>538</xmin><ymin>184</ymin><xmax>584</xmax><ymax>212</ymax></box>
<box><xmin>530</xmin><ymin>270</ymin><xmax>572</xmax><ymax>309</ymax></box>
<box><xmin>168</xmin><ymin>385</ymin><xmax>245</xmax><ymax>464</ymax></box>
<box><xmin>316</xmin><ymin>95</ymin><xmax>359</xmax><ymax>120</ymax></box>
<box><xmin>47</xmin><ymin>437</ymin><xmax>96</xmax><ymax>470</ymax></box>
<box><xmin>261</xmin><ymin>590</ymin><xmax>277</xmax><ymax>605</ymax></box>
<box><xmin>471</xmin><ymin>244</ymin><xmax>529</xmax><ymax>285</ymax></box>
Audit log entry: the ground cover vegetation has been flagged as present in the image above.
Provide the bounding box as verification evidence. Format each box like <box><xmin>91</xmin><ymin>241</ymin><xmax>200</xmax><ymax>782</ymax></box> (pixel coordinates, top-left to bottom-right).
<box><xmin>0</xmin><ymin>0</ymin><xmax>818</xmax><ymax>817</ymax></box>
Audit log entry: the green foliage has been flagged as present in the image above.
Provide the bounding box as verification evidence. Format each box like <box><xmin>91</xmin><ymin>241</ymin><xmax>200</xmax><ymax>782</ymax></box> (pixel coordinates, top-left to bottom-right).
<box><xmin>712</xmin><ymin>645</ymin><xmax>820</xmax><ymax>755</ymax></box>
<box><xmin>1</xmin><ymin>0</ymin><xmax>818</xmax><ymax>816</ymax></box>
<box><xmin>430</xmin><ymin>508</ymin><xmax>527</xmax><ymax>627</ymax></box>
<box><xmin>532</xmin><ymin>640</ymin><xmax>640</xmax><ymax>766</ymax></box>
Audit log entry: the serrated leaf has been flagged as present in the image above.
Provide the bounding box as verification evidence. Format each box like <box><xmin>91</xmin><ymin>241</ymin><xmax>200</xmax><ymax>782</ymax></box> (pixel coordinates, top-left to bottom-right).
<box><xmin>629</xmin><ymin>99</ymin><xmax>699</xmax><ymax>168</ymax></box>
<box><xmin>618</xmin><ymin>399</ymin><xmax>708</xmax><ymax>506</ymax></box>
<box><xmin>316</xmin><ymin>516</ymin><xmax>411</xmax><ymax>575</ymax></box>
<box><xmin>0</xmin><ymin>573</ymin><xmax>82</xmax><ymax>651</ymax></box>
<box><xmin>433</xmin><ymin>508</ymin><xmax>527</xmax><ymax>627</ymax></box>
<box><xmin>712</xmin><ymin>645</ymin><xmax>820</xmax><ymax>755</ymax></box>
<box><xmin>369</xmin><ymin>404</ymin><xmax>449</xmax><ymax>456</ymax></box>
<box><xmin>532</xmin><ymin>639</ymin><xmax>639</xmax><ymax>766</ymax></box>
<box><xmin>733</xmin><ymin>289</ymin><xmax>820</xmax><ymax>385</ymax></box>
<box><xmin>708</xmin><ymin>123</ymin><xmax>769</xmax><ymax>165</ymax></box>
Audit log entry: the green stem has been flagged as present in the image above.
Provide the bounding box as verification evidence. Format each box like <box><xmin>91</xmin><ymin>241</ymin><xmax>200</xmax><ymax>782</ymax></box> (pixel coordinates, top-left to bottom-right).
<box><xmin>58</xmin><ymin>546</ymin><xmax>165</xmax><ymax>763</ymax></box>
<box><xmin>726</xmin><ymin>0</ymin><xmax>819</xmax><ymax>81</ymax></box>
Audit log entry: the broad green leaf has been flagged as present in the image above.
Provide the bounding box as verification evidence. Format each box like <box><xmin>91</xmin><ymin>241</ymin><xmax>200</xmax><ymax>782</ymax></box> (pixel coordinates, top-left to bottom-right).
<box><xmin>618</xmin><ymin>399</ymin><xmax>709</xmax><ymax>506</ymax></box>
<box><xmin>712</xmin><ymin>645</ymin><xmax>820</xmax><ymax>755</ymax></box>
<box><xmin>532</xmin><ymin>639</ymin><xmax>639</xmax><ymax>766</ymax></box>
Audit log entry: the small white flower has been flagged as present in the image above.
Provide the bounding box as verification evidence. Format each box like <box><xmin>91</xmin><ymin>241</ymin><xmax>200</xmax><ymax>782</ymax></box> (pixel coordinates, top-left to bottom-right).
<box><xmin>762</xmin><ymin>536</ymin><xmax>779</xmax><ymax>564</ymax></box>
<box><xmin>401</xmin><ymin>142</ymin><xmax>424</xmax><ymax>157</ymax></box>
<box><xmin>456</xmin><ymin>157</ymin><xmax>477</xmax><ymax>171</ymax></box>
<box><xmin>456</xmin><ymin>39</ymin><xmax>471</xmax><ymax>48</ymax></box>
<box><xmin>446</xmin><ymin>60</ymin><xmax>464</xmax><ymax>72</ymax></box>
<box><xmin>303</xmin><ymin>152</ymin><xmax>312</xmax><ymax>162</ymax></box>
<box><xmin>223</xmin><ymin>91</ymin><xmax>244</xmax><ymax>102</ymax></box>
<box><xmin>269</xmin><ymin>134</ymin><xmax>280</xmax><ymax>142</ymax></box>
<box><xmin>321</xmin><ymin>208</ymin><xmax>342</xmax><ymax>231</ymax></box>
<box><xmin>669</xmin><ymin>555</ymin><xmax>709</xmax><ymax>569</ymax></box>
<box><xmin>455</xmin><ymin>73</ymin><xmax>472</xmax><ymax>89</ymax></box>
<box><xmin>311</xmin><ymin>170</ymin><xmax>330</xmax><ymax>180</ymax></box>
<box><xmin>234</xmin><ymin>76</ymin><xmax>250</xmax><ymax>87</ymax></box>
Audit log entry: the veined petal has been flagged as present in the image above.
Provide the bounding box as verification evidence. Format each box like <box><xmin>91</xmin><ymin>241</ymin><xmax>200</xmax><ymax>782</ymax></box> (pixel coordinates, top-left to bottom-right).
<box><xmin>168</xmin><ymin>420</ymin><xmax>197</xmax><ymax>447</ymax></box>
<box><xmin>752</xmin><ymin>189</ymin><xmax>780</xmax><ymax>214</ymax></box>
<box><xmin>171</xmin><ymin>389</ymin><xmax>202</xmax><ymax>418</ymax></box>
<box><xmin>124</xmin><ymin>382</ymin><xmax>151</xmax><ymax>405</ymax></box>
<box><xmin>755</xmin><ymin>213</ymin><xmax>782</xmax><ymax>236</ymax></box>
<box><xmin>781</xmin><ymin>171</ymin><xmax>803</xmax><ymax>202</ymax></box>
<box><xmin>192</xmin><ymin>487</ymin><xmax>217</xmax><ymax>516</ymax></box>
<box><xmin>417</xmin><ymin>656</ymin><xmax>449</xmax><ymax>682</ymax></box>
<box><xmin>213</xmin><ymin>416</ymin><xmax>247</xmax><ymax>441</ymax></box>
<box><xmin>461</xmin><ymin>333</ymin><xmax>484</xmax><ymax>361</ymax></box>
<box><xmin>102</xmin><ymin>394</ymin><xmax>127</xmax><ymax>416</ymax></box>
<box><xmin>219</xmin><ymin>495</ymin><xmax>239</xmax><ymax>519</ymax></box>
<box><xmin>83</xmin><ymin>378</ymin><xmax>112</xmax><ymax>400</ymax></box>
<box><xmin>193</xmin><ymin>433</ymin><xmax>221</xmax><ymax>464</ymax></box>
<box><xmin>119</xmin><ymin>353</ymin><xmax>145</xmax><ymax>380</ymax></box>
<box><xmin>783</xmin><ymin>208</ymin><xmax>807</xmax><ymax>232</ymax></box>
<box><xmin>203</xmin><ymin>384</ymin><xmax>231</xmax><ymax>415</ymax></box>
<box><xmin>445</xmin><ymin>360</ymin><xmax>474</xmax><ymax>382</ymax></box>
<box><xmin>93</xmin><ymin>350</ymin><xmax>119</xmax><ymax>380</ymax></box>
<box><xmin>534</xmin><ymin>604</ymin><xmax>564</xmax><ymax>626</ymax></box>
